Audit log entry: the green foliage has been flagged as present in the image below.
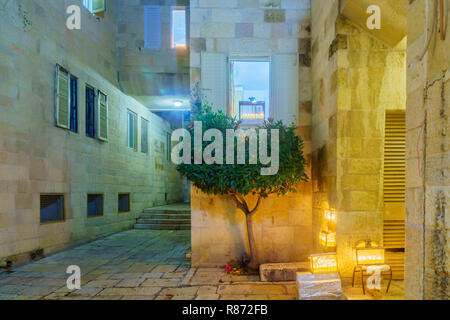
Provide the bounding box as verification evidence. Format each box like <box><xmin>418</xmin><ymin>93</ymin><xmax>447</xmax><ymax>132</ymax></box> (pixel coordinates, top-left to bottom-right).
<box><xmin>177</xmin><ymin>104</ymin><xmax>309</xmax><ymax>198</ymax></box>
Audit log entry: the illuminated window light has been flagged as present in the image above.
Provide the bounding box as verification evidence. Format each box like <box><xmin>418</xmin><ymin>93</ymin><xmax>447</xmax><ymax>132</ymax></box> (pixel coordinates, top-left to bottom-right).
<box><xmin>310</xmin><ymin>253</ymin><xmax>338</xmax><ymax>274</ymax></box>
<box><xmin>171</xmin><ymin>7</ymin><xmax>186</xmax><ymax>48</ymax></box>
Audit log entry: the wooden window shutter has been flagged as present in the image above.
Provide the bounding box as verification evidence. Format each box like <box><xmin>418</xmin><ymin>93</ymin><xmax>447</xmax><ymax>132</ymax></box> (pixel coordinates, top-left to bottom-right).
<box><xmin>271</xmin><ymin>54</ymin><xmax>299</xmax><ymax>127</ymax></box>
<box><xmin>383</xmin><ymin>112</ymin><xmax>406</xmax><ymax>203</ymax></box>
<box><xmin>144</xmin><ymin>6</ymin><xmax>162</xmax><ymax>50</ymax></box>
<box><xmin>201</xmin><ymin>52</ymin><xmax>227</xmax><ymax>113</ymax></box>
<box><xmin>55</xmin><ymin>65</ymin><xmax>70</xmax><ymax>129</ymax></box>
<box><xmin>383</xmin><ymin>111</ymin><xmax>406</xmax><ymax>279</ymax></box>
<box><xmin>91</xmin><ymin>0</ymin><xmax>105</xmax><ymax>13</ymax></box>
<box><xmin>97</xmin><ymin>91</ymin><xmax>108</xmax><ymax>141</ymax></box>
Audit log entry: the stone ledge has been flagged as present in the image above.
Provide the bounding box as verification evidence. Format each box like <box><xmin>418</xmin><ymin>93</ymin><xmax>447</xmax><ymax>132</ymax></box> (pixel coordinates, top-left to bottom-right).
<box><xmin>260</xmin><ymin>262</ymin><xmax>309</xmax><ymax>282</ymax></box>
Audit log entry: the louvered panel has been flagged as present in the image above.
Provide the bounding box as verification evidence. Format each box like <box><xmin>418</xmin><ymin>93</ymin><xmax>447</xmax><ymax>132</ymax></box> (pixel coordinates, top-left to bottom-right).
<box><xmin>385</xmin><ymin>251</ymin><xmax>405</xmax><ymax>280</ymax></box>
<box><xmin>383</xmin><ymin>220</ymin><xmax>406</xmax><ymax>249</ymax></box>
<box><xmin>384</xmin><ymin>112</ymin><xmax>406</xmax><ymax>203</ymax></box>
<box><xmin>56</xmin><ymin>66</ymin><xmax>70</xmax><ymax>129</ymax></box>
<box><xmin>98</xmin><ymin>92</ymin><xmax>108</xmax><ymax>141</ymax></box>
<box><xmin>383</xmin><ymin>112</ymin><xmax>406</xmax><ymax>280</ymax></box>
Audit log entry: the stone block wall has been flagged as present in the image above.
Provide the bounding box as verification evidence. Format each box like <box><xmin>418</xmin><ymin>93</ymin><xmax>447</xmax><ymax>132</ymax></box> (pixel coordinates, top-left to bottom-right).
<box><xmin>335</xmin><ymin>19</ymin><xmax>406</xmax><ymax>275</ymax></box>
<box><xmin>0</xmin><ymin>0</ymin><xmax>182</xmax><ymax>263</ymax></box>
<box><xmin>189</xmin><ymin>0</ymin><xmax>313</xmax><ymax>266</ymax></box>
<box><xmin>310</xmin><ymin>0</ymin><xmax>339</xmax><ymax>252</ymax></box>
<box><xmin>191</xmin><ymin>184</ymin><xmax>312</xmax><ymax>267</ymax></box>
<box><xmin>116</xmin><ymin>0</ymin><xmax>190</xmax><ymax>106</ymax></box>
<box><xmin>405</xmin><ymin>0</ymin><xmax>449</xmax><ymax>300</ymax></box>
<box><xmin>311</xmin><ymin>0</ymin><xmax>406</xmax><ymax>276</ymax></box>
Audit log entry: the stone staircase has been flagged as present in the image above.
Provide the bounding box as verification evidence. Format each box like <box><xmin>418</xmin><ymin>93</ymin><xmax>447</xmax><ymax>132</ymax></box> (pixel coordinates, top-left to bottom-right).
<box><xmin>134</xmin><ymin>204</ymin><xmax>191</xmax><ymax>231</ymax></box>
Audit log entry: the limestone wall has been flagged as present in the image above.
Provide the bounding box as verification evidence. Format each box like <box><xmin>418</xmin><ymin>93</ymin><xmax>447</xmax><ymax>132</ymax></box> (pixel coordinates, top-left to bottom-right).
<box><xmin>116</xmin><ymin>0</ymin><xmax>190</xmax><ymax>107</ymax></box>
<box><xmin>335</xmin><ymin>19</ymin><xmax>406</xmax><ymax>275</ymax></box>
<box><xmin>311</xmin><ymin>0</ymin><xmax>406</xmax><ymax>276</ymax></box>
<box><xmin>405</xmin><ymin>0</ymin><xmax>449</xmax><ymax>300</ymax></box>
<box><xmin>0</xmin><ymin>0</ymin><xmax>182</xmax><ymax>263</ymax></box>
<box><xmin>310</xmin><ymin>0</ymin><xmax>340</xmax><ymax>252</ymax></box>
<box><xmin>189</xmin><ymin>0</ymin><xmax>313</xmax><ymax>267</ymax></box>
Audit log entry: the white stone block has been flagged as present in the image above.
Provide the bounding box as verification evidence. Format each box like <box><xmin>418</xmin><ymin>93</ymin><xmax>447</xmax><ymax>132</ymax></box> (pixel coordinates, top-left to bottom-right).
<box><xmin>296</xmin><ymin>272</ymin><xmax>345</xmax><ymax>300</ymax></box>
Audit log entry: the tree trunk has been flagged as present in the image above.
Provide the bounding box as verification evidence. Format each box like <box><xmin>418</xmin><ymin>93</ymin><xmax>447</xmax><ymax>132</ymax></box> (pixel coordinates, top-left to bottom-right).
<box><xmin>246</xmin><ymin>214</ymin><xmax>259</xmax><ymax>270</ymax></box>
<box><xmin>229</xmin><ymin>194</ymin><xmax>262</xmax><ymax>271</ymax></box>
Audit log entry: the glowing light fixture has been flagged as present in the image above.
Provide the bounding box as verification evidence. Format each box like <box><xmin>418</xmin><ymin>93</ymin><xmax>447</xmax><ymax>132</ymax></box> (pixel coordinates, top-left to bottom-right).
<box><xmin>173</xmin><ymin>100</ymin><xmax>183</xmax><ymax>108</ymax></box>
<box><xmin>324</xmin><ymin>209</ymin><xmax>336</xmax><ymax>222</ymax></box>
<box><xmin>319</xmin><ymin>231</ymin><xmax>336</xmax><ymax>248</ymax></box>
<box><xmin>356</xmin><ymin>240</ymin><xmax>385</xmax><ymax>265</ymax></box>
<box><xmin>309</xmin><ymin>253</ymin><xmax>338</xmax><ymax>274</ymax></box>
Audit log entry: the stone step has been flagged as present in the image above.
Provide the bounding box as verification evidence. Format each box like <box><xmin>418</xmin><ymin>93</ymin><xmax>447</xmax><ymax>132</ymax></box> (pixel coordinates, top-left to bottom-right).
<box><xmin>134</xmin><ymin>223</ymin><xmax>191</xmax><ymax>231</ymax></box>
<box><xmin>137</xmin><ymin>218</ymin><xmax>191</xmax><ymax>225</ymax></box>
<box><xmin>139</xmin><ymin>213</ymin><xmax>191</xmax><ymax>220</ymax></box>
<box><xmin>142</xmin><ymin>209</ymin><xmax>190</xmax><ymax>215</ymax></box>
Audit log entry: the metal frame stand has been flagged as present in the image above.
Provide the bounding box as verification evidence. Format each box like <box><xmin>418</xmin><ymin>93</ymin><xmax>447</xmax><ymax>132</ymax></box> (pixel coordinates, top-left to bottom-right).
<box><xmin>352</xmin><ymin>265</ymin><xmax>393</xmax><ymax>294</ymax></box>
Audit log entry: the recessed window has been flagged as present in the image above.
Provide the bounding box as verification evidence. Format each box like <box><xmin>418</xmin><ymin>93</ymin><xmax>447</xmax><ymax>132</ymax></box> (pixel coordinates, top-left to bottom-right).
<box><xmin>166</xmin><ymin>132</ymin><xmax>172</xmax><ymax>161</ymax></box>
<box><xmin>83</xmin><ymin>0</ymin><xmax>105</xmax><ymax>15</ymax></box>
<box><xmin>230</xmin><ymin>58</ymin><xmax>270</xmax><ymax>124</ymax></box>
<box><xmin>40</xmin><ymin>195</ymin><xmax>64</xmax><ymax>224</ymax></box>
<box><xmin>171</xmin><ymin>7</ymin><xmax>186</xmax><ymax>48</ymax></box>
<box><xmin>87</xmin><ymin>194</ymin><xmax>103</xmax><ymax>217</ymax></box>
<box><xmin>127</xmin><ymin>110</ymin><xmax>137</xmax><ymax>150</ymax></box>
<box><xmin>69</xmin><ymin>76</ymin><xmax>78</xmax><ymax>133</ymax></box>
<box><xmin>118</xmin><ymin>194</ymin><xmax>130</xmax><ymax>213</ymax></box>
<box><xmin>144</xmin><ymin>6</ymin><xmax>162</xmax><ymax>50</ymax></box>
<box><xmin>86</xmin><ymin>85</ymin><xmax>96</xmax><ymax>138</ymax></box>
<box><xmin>141</xmin><ymin>118</ymin><xmax>149</xmax><ymax>154</ymax></box>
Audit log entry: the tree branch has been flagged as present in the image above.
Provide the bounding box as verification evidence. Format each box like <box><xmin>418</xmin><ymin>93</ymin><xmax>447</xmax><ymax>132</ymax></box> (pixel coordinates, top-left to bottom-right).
<box><xmin>229</xmin><ymin>192</ymin><xmax>249</xmax><ymax>215</ymax></box>
<box><xmin>248</xmin><ymin>196</ymin><xmax>262</xmax><ymax>216</ymax></box>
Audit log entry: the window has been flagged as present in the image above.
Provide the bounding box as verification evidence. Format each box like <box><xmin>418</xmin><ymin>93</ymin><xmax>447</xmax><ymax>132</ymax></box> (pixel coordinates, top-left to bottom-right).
<box><xmin>97</xmin><ymin>91</ymin><xmax>108</xmax><ymax>141</ymax></box>
<box><xmin>83</xmin><ymin>0</ymin><xmax>105</xmax><ymax>15</ymax></box>
<box><xmin>118</xmin><ymin>193</ymin><xmax>130</xmax><ymax>213</ymax></box>
<box><xmin>171</xmin><ymin>7</ymin><xmax>186</xmax><ymax>48</ymax></box>
<box><xmin>166</xmin><ymin>132</ymin><xmax>172</xmax><ymax>161</ymax></box>
<box><xmin>70</xmin><ymin>76</ymin><xmax>78</xmax><ymax>132</ymax></box>
<box><xmin>55</xmin><ymin>65</ymin><xmax>77</xmax><ymax>132</ymax></box>
<box><xmin>230</xmin><ymin>58</ymin><xmax>270</xmax><ymax>124</ymax></box>
<box><xmin>127</xmin><ymin>110</ymin><xmax>137</xmax><ymax>150</ymax></box>
<box><xmin>86</xmin><ymin>86</ymin><xmax>96</xmax><ymax>138</ymax></box>
<box><xmin>144</xmin><ymin>6</ymin><xmax>162</xmax><ymax>50</ymax></box>
<box><xmin>87</xmin><ymin>194</ymin><xmax>103</xmax><ymax>217</ymax></box>
<box><xmin>40</xmin><ymin>195</ymin><xmax>64</xmax><ymax>224</ymax></box>
<box><xmin>141</xmin><ymin>118</ymin><xmax>149</xmax><ymax>154</ymax></box>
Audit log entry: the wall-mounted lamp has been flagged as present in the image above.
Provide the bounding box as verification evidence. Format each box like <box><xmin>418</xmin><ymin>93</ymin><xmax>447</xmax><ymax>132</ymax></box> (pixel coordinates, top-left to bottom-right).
<box><xmin>173</xmin><ymin>100</ymin><xmax>183</xmax><ymax>108</ymax></box>
<box><xmin>324</xmin><ymin>209</ymin><xmax>336</xmax><ymax>223</ymax></box>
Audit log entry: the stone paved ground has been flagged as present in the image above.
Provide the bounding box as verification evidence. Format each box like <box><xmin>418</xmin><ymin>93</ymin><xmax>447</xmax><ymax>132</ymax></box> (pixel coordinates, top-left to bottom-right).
<box><xmin>0</xmin><ymin>230</ymin><xmax>404</xmax><ymax>300</ymax></box>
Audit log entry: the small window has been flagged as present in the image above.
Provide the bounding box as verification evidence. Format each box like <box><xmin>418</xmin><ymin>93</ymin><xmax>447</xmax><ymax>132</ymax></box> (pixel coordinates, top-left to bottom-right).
<box><xmin>166</xmin><ymin>132</ymin><xmax>172</xmax><ymax>161</ymax></box>
<box><xmin>118</xmin><ymin>194</ymin><xmax>130</xmax><ymax>213</ymax></box>
<box><xmin>230</xmin><ymin>58</ymin><xmax>270</xmax><ymax>124</ymax></box>
<box><xmin>87</xmin><ymin>194</ymin><xmax>103</xmax><ymax>217</ymax></box>
<box><xmin>70</xmin><ymin>76</ymin><xmax>78</xmax><ymax>133</ymax></box>
<box><xmin>141</xmin><ymin>118</ymin><xmax>149</xmax><ymax>154</ymax></box>
<box><xmin>40</xmin><ymin>195</ymin><xmax>64</xmax><ymax>224</ymax></box>
<box><xmin>86</xmin><ymin>86</ymin><xmax>96</xmax><ymax>138</ymax></box>
<box><xmin>171</xmin><ymin>7</ymin><xmax>186</xmax><ymax>48</ymax></box>
<box><xmin>127</xmin><ymin>110</ymin><xmax>137</xmax><ymax>150</ymax></box>
<box><xmin>83</xmin><ymin>0</ymin><xmax>105</xmax><ymax>15</ymax></box>
<box><xmin>144</xmin><ymin>6</ymin><xmax>162</xmax><ymax>50</ymax></box>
